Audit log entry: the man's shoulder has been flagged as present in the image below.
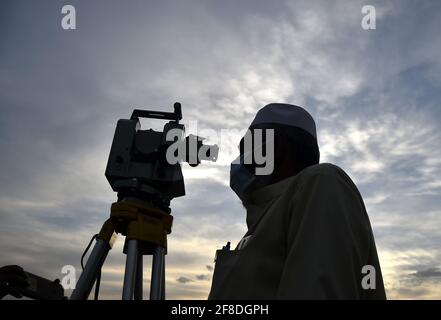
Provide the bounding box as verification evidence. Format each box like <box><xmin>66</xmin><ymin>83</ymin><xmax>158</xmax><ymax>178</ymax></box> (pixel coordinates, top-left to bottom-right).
<box><xmin>278</xmin><ymin>163</ymin><xmax>359</xmax><ymax>200</ymax></box>
<box><xmin>293</xmin><ymin>163</ymin><xmax>358</xmax><ymax>192</ymax></box>
<box><xmin>287</xmin><ymin>163</ymin><xmax>367</xmax><ymax>217</ymax></box>
<box><xmin>298</xmin><ymin>163</ymin><xmax>348</xmax><ymax>179</ymax></box>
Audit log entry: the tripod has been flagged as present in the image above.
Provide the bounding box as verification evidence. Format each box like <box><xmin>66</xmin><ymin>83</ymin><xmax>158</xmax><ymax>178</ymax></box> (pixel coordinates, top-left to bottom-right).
<box><xmin>70</xmin><ymin>196</ymin><xmax>173</xmax><ymax>300</ymax></box>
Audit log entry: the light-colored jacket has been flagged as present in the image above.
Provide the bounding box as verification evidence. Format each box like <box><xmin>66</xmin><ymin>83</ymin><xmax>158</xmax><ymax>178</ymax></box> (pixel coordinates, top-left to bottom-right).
<box><xmin>208</xmin><ymin>163</ymin><xmax>386</xmax><ymax>299</ymax></box>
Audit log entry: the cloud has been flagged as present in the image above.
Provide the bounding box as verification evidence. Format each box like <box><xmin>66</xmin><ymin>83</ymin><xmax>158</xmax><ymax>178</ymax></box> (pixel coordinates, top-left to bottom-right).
<box><xmin>176</xmin><ymin>277</ymin><xmax>193</xmax><ymax>284</ymax></box>
<box><xmin>411</xmin><ymin>267</ymin><xmax>441</xmax><ymax>279</ymax></box>
<box><xmin>0</xmin><ymin>0</ymin><xmax>440</xmax><ymax>300</ymax></box>
<box><xmin>195</xmin><ymin>274</ymin><xmax>211</xmax><ymax>281</ymax></box>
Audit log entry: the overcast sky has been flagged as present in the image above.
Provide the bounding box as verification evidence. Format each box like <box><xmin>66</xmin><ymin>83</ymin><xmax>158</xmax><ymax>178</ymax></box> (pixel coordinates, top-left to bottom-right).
<box><xmin>1</xmin><ymin>0</ymin><xmax>440</xmax><ymax>299</ymax></box>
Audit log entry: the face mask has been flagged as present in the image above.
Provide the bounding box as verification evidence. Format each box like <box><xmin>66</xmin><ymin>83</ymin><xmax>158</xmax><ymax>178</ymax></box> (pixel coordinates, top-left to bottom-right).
<box><xmin>229</xmin><ymin>152</ymin><xmax>272</xmax><ymax>203</ymax></box>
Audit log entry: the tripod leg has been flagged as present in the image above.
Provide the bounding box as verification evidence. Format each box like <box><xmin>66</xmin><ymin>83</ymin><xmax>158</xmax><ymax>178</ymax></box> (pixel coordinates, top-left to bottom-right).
<box><xmin>122</xmin><ymin>239</ymin><xmax>138</xmax><ymax>300</ymax></box>
<box><xmin>70</xmin><ymin>239</ymin><xmax>110</xmax><ymax>300</ymax></box>
<box><xmin>161</xmin><ymin>256</ymin><xmax>165</xmax><ymax>300</ymax></box>
<box><xmin>150</xmin><ymin>246</ymin><xmax>165</xmax><ymax>300</ymax></box>
<box><xmin>134</xmin><ymin>254</ymin><xmax>143</xmax><ymax>300</ymax></box>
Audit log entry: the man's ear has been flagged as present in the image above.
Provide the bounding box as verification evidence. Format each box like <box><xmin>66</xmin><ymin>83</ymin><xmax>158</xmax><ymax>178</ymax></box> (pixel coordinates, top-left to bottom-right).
<box><xmin>272</xmin><ymin>135</ymin><xmax>289</xmax><ymax>175</ymax></box>
<box><xmin>269</xmin><ymin>135</ymin><xmax>290</xmax><ymax>184</ymax></box>
<box><xmin>274</xmin><ymin>134</ymin><xmax>288</xmax><ymax>161</ymax></box>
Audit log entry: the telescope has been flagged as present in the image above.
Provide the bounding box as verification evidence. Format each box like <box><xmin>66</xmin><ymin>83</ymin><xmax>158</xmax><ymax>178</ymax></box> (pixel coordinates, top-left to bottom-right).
<box><xmin>105</xmin><ymin>101</ymin><xmax>218</xmax><ymax>208</ymax></box>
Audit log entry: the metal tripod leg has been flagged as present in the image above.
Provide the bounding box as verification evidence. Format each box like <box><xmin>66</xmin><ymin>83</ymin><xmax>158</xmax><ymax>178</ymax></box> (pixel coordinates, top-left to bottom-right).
<box><xmin>134</xmin><ymin>253</ymin><xmax>143</xmax><ymax>300</ymax></box>
<box><xmin>150</xmin><ymin>246</ymin><xmax>165</xmax><ymax>300</ymax></box>
<box><xmin>161</xmin><ymin>254</ymin><xmax>166</xmax><ymax>300</ymax></box>
<box><xmin>70</xmin><ymin>239</ymin><xmax>110</xmax><ymax>300</ymax></box>
<box><xmin>122</xmin><ymin>239</ymin><xmax>139</xmax><ymax>300</ymax></box>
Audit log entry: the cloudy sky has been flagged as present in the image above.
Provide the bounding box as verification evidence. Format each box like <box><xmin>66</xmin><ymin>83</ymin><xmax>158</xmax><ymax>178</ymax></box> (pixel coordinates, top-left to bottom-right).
<box><xmin>1</xmin><ymin>0</ymin><xmax>440</xmax><ymax>299</ymax></box>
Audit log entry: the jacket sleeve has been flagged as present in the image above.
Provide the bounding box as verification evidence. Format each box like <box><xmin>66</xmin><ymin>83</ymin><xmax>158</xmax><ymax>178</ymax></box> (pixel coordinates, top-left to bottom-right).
<box><xmin>275</xmin><ymin>170</ymin><xmax>371</xmax><ymax>299</ymax></box>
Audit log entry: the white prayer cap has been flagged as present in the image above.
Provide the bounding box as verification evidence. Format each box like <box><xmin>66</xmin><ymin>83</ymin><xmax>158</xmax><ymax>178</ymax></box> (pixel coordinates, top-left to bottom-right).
<box><xmin>249</xmin><ymin>103</ymin><xmax>317</xmax><ymax>140</ymax></box>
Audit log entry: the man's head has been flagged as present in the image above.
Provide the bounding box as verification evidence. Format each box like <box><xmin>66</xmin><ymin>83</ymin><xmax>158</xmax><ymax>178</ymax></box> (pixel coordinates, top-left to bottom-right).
<box><xmin>230</xmin><ymin>103</ymin><xmax>320</xmax><ymax>201</ymax></box>
<box><xmin>252</xmin><ymin>122</ymin><xmax>320</xmax><ymax>184</ymax></box>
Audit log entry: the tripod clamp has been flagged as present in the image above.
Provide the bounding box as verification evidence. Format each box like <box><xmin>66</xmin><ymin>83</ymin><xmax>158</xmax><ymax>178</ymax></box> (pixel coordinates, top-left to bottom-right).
<box><xmin>98</xmin><ymin>201</ymin><xmax>173</xmax><ymax>253</ymax></box>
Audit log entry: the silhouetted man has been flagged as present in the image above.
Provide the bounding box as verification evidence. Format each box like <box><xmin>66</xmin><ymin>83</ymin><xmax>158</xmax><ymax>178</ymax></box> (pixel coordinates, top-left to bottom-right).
<box><xmin>208</xmin><ymin>103</ymin><xmax>386</xmax><ymax>299</ymax></box>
